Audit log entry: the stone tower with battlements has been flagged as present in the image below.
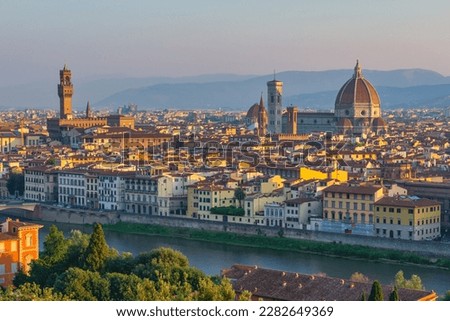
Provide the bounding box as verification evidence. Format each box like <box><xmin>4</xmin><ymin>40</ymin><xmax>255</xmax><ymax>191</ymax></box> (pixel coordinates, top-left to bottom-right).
<box><xmin>58</xmin><ymin>64</ymin><xmax>73</xmax><ymax>120</ymax></box>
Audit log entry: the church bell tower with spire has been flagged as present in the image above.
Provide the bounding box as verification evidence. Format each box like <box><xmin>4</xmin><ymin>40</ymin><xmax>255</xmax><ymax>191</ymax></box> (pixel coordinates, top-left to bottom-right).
<box><xmin>58</xmin><ymin>64</ymin><xmax>73</xmax><ymax>120</ymax></box>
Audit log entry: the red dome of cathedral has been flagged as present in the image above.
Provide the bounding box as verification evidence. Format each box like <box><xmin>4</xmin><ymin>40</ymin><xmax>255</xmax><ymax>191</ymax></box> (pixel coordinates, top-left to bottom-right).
<box><xmin>246</xmin><ymin>103</ymin><xmax>264</xmax><ymax>119</ymax></box>
<box><xmin>371</xmin><ymin>117</ymin><xmax>387</xmax><ymax>129</ymax></box>
<box><xmin>335</xmin><ymin>60</ymin><xmax>380</xmax><ymax>109</ymax></box>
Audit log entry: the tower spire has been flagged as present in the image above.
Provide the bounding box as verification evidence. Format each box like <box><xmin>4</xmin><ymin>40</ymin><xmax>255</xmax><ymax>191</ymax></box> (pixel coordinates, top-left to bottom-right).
<box><xmin>86</xmin><ymin>100</ymin><xmax>92</xmax><ymax>118</ymax></box>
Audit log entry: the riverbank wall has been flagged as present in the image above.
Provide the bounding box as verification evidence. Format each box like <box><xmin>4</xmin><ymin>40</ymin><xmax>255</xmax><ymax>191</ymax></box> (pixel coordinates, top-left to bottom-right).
<box><xmin>9</xmin><ymin>204</ymin><xmax>450</xmax><ymax>258</ymax></box>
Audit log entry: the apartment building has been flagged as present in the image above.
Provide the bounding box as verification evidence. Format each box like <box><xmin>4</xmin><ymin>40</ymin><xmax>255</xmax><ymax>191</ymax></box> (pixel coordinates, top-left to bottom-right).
<box><xmin>58</xmin><ymin>169</ymin><xmax>87</xmax><ymax>207</ymax></box>
<box><xmin>98</xmin><ymin>172</ymin><xmax>127</xmax><ymax>211</ymax></box>
<box><xmin>374</xmin><ymin>196</ymin><xmax>441</xmax><ymax>240</ymax></box>
<box><xmin>321</xmin><ymin>184</ymin><xmax>384</xmax><ymax>235</ymax></box>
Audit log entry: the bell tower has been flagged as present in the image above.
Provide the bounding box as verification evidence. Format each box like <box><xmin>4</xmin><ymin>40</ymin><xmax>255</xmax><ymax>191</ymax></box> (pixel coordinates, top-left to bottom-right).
<box><xmin>267</xmin><ymin>77</ymin><xmax>283</xmax><ymax>134</ymax></box>
<box><xmin>58</xmin><ymin>64</ymin><xmax>73</xmax><ymax>120</ymax></box>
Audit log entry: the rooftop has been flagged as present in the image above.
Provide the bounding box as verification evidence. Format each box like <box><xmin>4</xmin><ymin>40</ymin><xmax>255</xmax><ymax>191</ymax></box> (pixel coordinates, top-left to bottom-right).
<box><xmin>222</xmin><ymin>264</ymin><xmax>437</xmax><ymax>301</ymax></box>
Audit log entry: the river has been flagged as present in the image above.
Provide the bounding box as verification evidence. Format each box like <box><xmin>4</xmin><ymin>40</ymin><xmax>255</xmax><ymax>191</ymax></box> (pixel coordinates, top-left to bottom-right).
<box><xmin>29</xmin><ymin>219</ymin><xmax>450</xmax><ymax>296</ymax></box>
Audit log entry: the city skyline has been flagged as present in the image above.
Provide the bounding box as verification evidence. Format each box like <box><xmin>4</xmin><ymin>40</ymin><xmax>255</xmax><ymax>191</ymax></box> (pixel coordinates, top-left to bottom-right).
<box><xmin>1</xmin><ymin>0</ymin><xmax>450</xmax><ymax>87</ymax></box>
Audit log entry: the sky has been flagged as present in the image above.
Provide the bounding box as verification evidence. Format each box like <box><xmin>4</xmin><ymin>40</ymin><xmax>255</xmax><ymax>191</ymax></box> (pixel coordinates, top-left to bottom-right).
<box><xmin>1</xmin><ymin>0</ymin><xmax>450</xmax><ymax>86</ymax></box>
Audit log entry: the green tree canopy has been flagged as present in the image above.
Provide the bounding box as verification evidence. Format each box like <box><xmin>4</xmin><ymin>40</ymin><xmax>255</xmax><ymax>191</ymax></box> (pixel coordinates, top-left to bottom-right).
<box><xmin>389</xmin><ymin>286</ymin><xmax>400</xmax><ymax>301</ymax></box>
<box><xmin>6</xmin><ymin>173</ymin><xmax>24</xmax><ymax>196</ymax></box>
<box><xmin>234</xmin><ymin>187</ymin><xmax>246</xmax><ymax>208</ymax></box>
<box><xmin>360</xmin><ymin>291</ymin><xmax>367</xmax><ymax>301</ymax></box>
<box><xmin>0</xmin><ymin>283</ymin><xmax>68</xmax><ymax>301</ymax></box>
<box><xmin>53</xmin><ymin>267</ymin><xmax>110</xmax><ymax>301</ymax></box>
<box><xmin>442</xmin><ymin>290</ymin><xmax>450</xmax><ymax>301</ymax></box>
<box><xmin>350</xmin><ymin>272</ymin><xmax>369</xmax><ymax>283</ymax></box>
<box><xmin>83</xmin><ymin>223</ymin><xmax>110</xmax><ymax>272</ymax></box>
<box><xmin>368</xmin><ymin>280</ymin><xmax>384</xmax><ymax>301</ymax></box>
<box><xmin>43</xmin><ymin>225</ymin><xmax>69</xmax><ymax>263</ymax></box>
<box><xmin>394</xmin><ymin>270</ymin><xmax>424</xmax><ymax>290</ymax></box>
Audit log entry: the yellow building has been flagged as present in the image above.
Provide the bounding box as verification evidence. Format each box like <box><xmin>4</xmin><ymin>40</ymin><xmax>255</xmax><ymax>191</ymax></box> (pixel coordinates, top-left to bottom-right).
<box><xmin>299</xmin><ymin>167</ymin><xmax>348</xmax><ymax>182</ymax></box>
<box><xmin>257</xmin><ymin>165</ymin><xmax>348</xmax><ymax>182</ymax></box>
<box><xmin>374</xmin><ymin>196</ymin><xmax>441</xmax><ymax>240</ymax></box>
<box><xmin>187</xmin><ymin>184</ymin><xmax>236</xmax><ymax>219</ymax></box>
<box><xmin>322</xmin><ymin>184</ymin><xmax>384</xmax><ymax>228</ymax></box>
<box><xmin>261</xmin><ymin>175</ymin><xmax>285</xmax><ymax>194</ymax></box>
<box><xmin>244</xmin><ymin>191</ymin><xmax>286</xmax><ymax>224</ymax></box>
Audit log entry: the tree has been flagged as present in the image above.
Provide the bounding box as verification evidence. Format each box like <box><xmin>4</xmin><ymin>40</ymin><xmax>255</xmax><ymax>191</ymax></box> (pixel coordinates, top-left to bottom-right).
<box><xmin>0</xmin><ymin>283</ymin><xmax>68</xmax><ymax>301</ymax></box>
<box><xmin>142</xmin><ymin>247</ymin><xmax>190</xmax><ymax>268</ymax></box>
<box><xmin>394</xmin><ymin>270</ymin><xmax>424</xmax><ymax>290</ymax></box>
<box><xmin>360</xmin><ymin>291</ymin><xmax>367</xmax><ymax>301</ymax></box>
<box><xmin>53</xmin><ymin>267</ymin><xmax>110</xmax><ymax>301</ymax></box>
<box><xmin>83</xmin><ymin>223</ymin><xmax>109</xmax><ymax>272</ymax></box>
<box><xmin>234</xmin><ymin>188</ymin><xmax>246</xmax><ymax>208</ymax></box>
<box><xmin>442</xmin><ymin>290</ymin><xmax>450</xmax><ymax>301</ymax></box>
<box><xmin>107</xmin><ymin>273</ymin><xmax>147</xmax><ymax>301</ymax></box>
<box><xmin>195</xmin><ymin>277</ymin><xmax>234</xmax><ymax>301</ymax></box>
<box><xmin>238</xmin><ymin>290</ymin><xmax>252</xmax><ymax>301</ymax></box>
<box><xmin>389</xmin><ymin>286</ymin><xmax>400</xmax><ymax>301</ymax></box>
<box><xmin>368</xmin><ymin>280</ymin><xmax>384</xmax><ymax>301</ymax></box>
<box><xmin>43</xmin><ymin>225</ymin><xmax>69</xmax><ymax>263</ymax></box>
<box><xmin>350</xmin><ymin>272</ymin><xmax>369</xmax><ymax>283</ymax></box>
<box><xmin>6</xmin><ymin>173</ymin><xmax>24</xmax><ymax>197</ymax></box>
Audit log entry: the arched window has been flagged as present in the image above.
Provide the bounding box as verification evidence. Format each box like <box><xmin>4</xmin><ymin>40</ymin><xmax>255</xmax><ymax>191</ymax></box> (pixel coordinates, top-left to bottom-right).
<box><xmin>26</xmin><ymin>234</ymin><xmax>33</xmax><ymax>247</ymax></box>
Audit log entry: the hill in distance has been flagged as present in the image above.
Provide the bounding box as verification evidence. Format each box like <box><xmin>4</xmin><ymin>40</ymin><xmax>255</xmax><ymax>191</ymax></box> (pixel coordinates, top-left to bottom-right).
<box><xmin>1</xmin><ymin>68</ymin><xmax>450</xmax><ymax>110</ymax></box>
<box><xmin>96</xmin><ymin>69</ymin><xmax>450</xmax><ymax>110</ymax></box>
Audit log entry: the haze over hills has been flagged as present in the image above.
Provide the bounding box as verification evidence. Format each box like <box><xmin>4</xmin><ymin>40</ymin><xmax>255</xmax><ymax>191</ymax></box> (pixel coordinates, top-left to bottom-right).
<box><xmin>96</xmin><ymin>69</ymin><xmax>450</xmax><ymax>110</ymax></box>
<box><xmin>1</xmin><ymin>68</ymin><xmax>450</xmax><ymax>110</ymax></box>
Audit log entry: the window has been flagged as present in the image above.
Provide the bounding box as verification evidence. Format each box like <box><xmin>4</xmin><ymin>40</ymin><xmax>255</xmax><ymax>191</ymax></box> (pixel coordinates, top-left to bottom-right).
<box><xmin>26</xmin><ymin>234</ymin><xmax>33</xmax><ymax>247</ymax></box>
<box><xmin>11</xmin><ymin>240</ymin><xmax>17</xmax><ymax>251</ymax></box>
<box><xmin>408</xmin><ymin>209</ymin><xmax>414</xmax><ymax>214</ymax></box>
<box><xmin>0</xmin><ymin>264</ymin><xmax>5</xmax><ymax>274</ymax></box>
<box><xmin>396</xmin><ymin>208</ymin><xmax>401</xmax><ymax>213</ymax></box>
<box><xmin>11</xmin><ymin>263</ymin><xmax>18</xmax><ymax>273</ymax></box>
<box><xmin>397</xmin><ymin>230</ymin><xmax>401</xmax><ymax>237</ymax></box>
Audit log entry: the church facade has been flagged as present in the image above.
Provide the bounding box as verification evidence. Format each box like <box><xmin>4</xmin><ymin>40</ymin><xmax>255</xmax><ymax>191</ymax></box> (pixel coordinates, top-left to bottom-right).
<box><xmin>247</xmin><ymin>61</ymin><xmax>387</xmax><ymax>137</ymax></box>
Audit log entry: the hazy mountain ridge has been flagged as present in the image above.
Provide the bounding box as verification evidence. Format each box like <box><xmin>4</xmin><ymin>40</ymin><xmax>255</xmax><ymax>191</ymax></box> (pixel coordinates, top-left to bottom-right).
<box><xmin>97</xmin><ymin>69</ymin><xmax>450</xmax><ymax>109</ymax></box>
<box><xmin>1</xmin><ymin>69</ymin><xmax>450</xmax><ymax>109</ymax></box>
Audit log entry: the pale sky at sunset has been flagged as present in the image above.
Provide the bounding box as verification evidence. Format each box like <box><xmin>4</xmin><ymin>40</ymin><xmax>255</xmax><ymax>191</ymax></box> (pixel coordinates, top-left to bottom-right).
<box><xmin>1</xmin><ymin>0</ymin><xmax>450</xmax><ymax>86</ymax></box>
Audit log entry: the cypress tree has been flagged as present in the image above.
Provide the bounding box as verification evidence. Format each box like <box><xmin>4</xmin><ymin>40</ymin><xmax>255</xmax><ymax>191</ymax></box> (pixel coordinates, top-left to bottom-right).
<box><xmin>361</xmin><ymin>291</ymin><xmax>367</xmax><ymax>301</ymax></box>
<box><xmin>368</xmin><ymin>280</ymin><xmax>384</xmax><ymax>301</ymax></box>
<box><xmin>83</xmin><ymin>223</ymin><xmax>109</xmax><ymax>272</ymax></box>
<box><xmin>389</xmin><ymin>286</ymin><xmax>400</xmax><ymax>301</ymax></box>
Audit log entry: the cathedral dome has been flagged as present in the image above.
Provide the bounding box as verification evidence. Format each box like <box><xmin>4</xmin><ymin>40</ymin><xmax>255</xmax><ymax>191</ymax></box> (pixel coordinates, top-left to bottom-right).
<box><xmin>246</xmin><ymin>103</ymin><xmax>262</xmax><ymax>119</ymax></box>
<box><xmin>337</xmin><ymin>118</ymin><xmax>353</xmax><ymax>128</ymax></box>
<box><xmin>335</xmin><ymin>60</ymin><xmax>380</xmax><ymax>110</ymax></box>
<box><xmin>371</xmin><ymin>117</ymin><xmax>387</xmax><ymax>128</ymax></box>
